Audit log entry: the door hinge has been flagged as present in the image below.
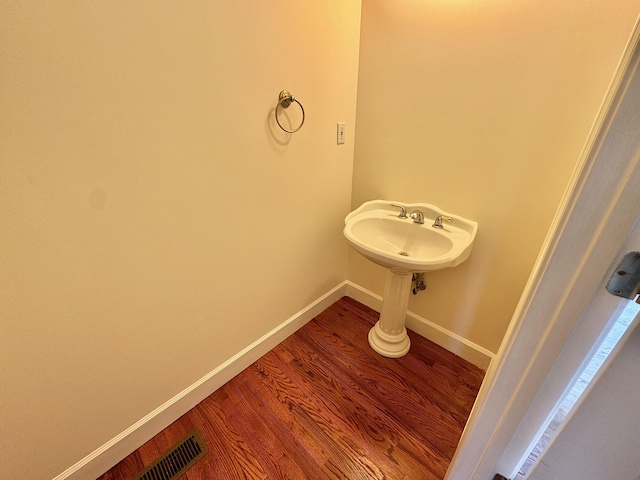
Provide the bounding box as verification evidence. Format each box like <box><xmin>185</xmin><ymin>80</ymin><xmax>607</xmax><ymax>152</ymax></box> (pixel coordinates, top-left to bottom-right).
<box><xmin>606</xmin><ymin>251</ymin><xmax>640</xmax><ymax>303</ymax></box>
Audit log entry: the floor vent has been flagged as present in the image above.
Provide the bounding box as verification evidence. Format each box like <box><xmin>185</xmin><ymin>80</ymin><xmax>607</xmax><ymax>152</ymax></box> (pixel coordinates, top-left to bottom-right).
<box><xmin>133</xmin><ymin>429</ymin><xmax>207</xmax><ymax>480</ymax></box>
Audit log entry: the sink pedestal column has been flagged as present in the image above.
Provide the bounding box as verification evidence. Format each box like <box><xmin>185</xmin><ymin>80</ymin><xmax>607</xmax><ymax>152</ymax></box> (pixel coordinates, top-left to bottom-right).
<box><xmin>368</xmin><ymin>270</ymin><xmax>412</xmax><ymax>358</ymax></box>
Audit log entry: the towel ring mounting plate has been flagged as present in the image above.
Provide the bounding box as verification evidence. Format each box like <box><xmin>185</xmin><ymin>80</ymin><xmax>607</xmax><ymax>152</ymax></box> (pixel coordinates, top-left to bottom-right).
<box><xmin>275</xmin><ymin>89</ymin><xmax>305</xmax><ymax>133</ymax></box>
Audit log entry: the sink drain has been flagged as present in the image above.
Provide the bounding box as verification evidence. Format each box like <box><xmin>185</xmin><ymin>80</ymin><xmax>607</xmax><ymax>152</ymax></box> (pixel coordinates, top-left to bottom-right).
<box><xmin>399</xmin><ymin>251</ymin><xmax>409</xmax><ymax>256</ymax></box>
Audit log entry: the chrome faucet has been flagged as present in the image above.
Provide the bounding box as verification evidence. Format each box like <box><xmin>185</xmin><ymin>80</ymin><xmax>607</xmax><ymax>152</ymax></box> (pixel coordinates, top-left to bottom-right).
<box><xmin>409</xmin><ymin>210</ymin><xmax>425</xmax><ymax>224</ymax></box>
<box><xmin>433</xmin><ymin>215</ymin><xmax>452</xmax><ymax>229</ymax></box>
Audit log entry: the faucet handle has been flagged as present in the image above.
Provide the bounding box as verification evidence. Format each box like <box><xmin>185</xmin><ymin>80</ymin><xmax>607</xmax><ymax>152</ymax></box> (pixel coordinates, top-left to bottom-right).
<box><xmin>390</xmin><ymin>203</ymin><xmax>408</xmax><ymax>218</ymax></box>
<box><xmin>433</xmin><ymin>215</ymin><xmax>453</xmax><ymax>228</ymax></box>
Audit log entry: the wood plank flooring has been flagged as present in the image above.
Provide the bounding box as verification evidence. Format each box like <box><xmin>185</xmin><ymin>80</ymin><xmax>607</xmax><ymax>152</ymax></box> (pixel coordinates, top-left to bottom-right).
<box><xmin>97</xmin><ymin>297</ymin><xmax>484</xmax><ymax>480</ymax></box>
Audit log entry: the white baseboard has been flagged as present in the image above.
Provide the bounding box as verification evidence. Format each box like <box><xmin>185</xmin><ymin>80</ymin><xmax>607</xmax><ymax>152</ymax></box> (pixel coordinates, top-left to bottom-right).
<box><xmin>345</xmin><ymin>281</ymin><xmax>494</xmax><ymax>370</ymax></box>
<box><xmin>54</xmin><ymin>280</ymin><xmax>492</xmax><ymax>480</ymax></box>
<box><xmin>53</xmin><ymin>282</ymin><xmax>349</xmax><ymax>480</ymax></box>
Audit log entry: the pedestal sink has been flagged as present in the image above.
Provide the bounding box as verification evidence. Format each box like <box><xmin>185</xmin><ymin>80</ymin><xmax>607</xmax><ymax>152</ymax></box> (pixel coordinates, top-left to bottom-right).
<box><xmin>343</xmin><ymin>200</ymin><xmax>478</xmax><ymax>358</ymax></box>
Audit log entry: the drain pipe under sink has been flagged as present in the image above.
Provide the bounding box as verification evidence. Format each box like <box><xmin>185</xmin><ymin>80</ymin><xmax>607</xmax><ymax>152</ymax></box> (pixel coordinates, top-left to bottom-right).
<box><xmin>412</xmin><ymin>273</ymin><xmax>426</xmax><ymax>295</ymax></box>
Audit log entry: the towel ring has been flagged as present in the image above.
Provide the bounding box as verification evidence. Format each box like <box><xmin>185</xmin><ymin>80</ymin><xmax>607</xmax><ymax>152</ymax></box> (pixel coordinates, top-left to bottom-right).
<box><xmin>275</xmin><ymin>89</ymin><xmax>305</xmax><ymax>133</ymax></box>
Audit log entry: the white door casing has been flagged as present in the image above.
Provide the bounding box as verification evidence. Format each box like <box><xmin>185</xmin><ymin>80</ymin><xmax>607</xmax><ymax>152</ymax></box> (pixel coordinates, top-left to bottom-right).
<box><xmin>526</xmin><ymin>305</ymin><xmax>640</xmax><ymax>479</ymax></box>
<box><xmin>501</xmin><ymin>221</ymin><xmax>640</xmax><ymax>478</ymax></box>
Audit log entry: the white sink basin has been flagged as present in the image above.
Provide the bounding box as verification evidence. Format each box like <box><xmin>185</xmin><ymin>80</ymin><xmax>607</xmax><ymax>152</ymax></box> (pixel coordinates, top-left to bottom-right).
<box><xmin>344</xmin><ymin>200</ymin><xmax>478</xmax><ymax>273</ymax></box>
<box><xmin>343</xmin><ymin>200</ymin><xmax>478</xmax><ymax>357</ymax></box>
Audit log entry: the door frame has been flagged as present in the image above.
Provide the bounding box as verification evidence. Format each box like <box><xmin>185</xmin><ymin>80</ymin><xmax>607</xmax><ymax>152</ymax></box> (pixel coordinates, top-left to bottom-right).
<box><xmin>446</xmin><ymin>17</ymin><xmax>640</xmax><ymax>480</ymax></box>
<box><xmin>500</xmin><ymin>225</ymin><xmax>640</xmax><ymax>478</ymax></box>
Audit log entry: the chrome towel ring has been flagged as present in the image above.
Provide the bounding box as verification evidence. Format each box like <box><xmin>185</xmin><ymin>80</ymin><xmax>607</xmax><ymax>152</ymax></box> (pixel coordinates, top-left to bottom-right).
<box><xmin>275</xmin><ymin>89</ymin><xmax>305</xmax><ymax>133</ymax></box>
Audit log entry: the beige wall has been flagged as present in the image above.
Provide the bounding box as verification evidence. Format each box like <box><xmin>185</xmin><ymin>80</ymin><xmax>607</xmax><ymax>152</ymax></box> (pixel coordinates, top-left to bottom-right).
<box><xmin>0</xmin><ymin>3</ymin><xmax>361</xmax><ymax>479</ymax></box>
<box><xmin>351</xmin><ymin>0</ymin><xmax>640</xmax><ymax>353</ymax></box>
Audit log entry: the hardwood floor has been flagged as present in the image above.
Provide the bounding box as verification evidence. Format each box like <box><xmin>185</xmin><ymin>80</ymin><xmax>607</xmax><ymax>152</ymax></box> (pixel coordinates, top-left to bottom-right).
<box><xmin>97</xmin><ymin>297</ymin><xmax>484</xmax><ymax>480</ymax></box>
